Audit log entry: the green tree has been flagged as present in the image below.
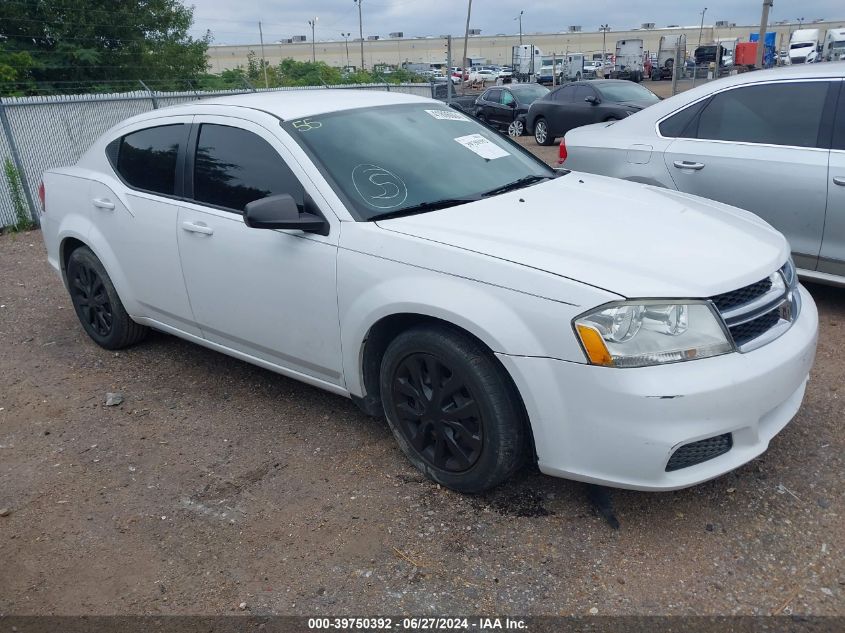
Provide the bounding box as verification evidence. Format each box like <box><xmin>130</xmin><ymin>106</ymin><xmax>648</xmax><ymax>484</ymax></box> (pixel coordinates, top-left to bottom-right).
<box><xmin>0</xmin><ymin>0</ymin><xmax>210</xmax><ymax>94</ymax></box>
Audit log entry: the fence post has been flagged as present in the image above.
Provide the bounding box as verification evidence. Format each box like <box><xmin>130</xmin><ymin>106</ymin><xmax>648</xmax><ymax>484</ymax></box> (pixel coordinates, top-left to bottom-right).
<box><xmin>138</xmin><ymin>80</ymin><xmax>159</xmax><ymax>109</ymax></box>
<box><xmin>0</xmin><ymin>98</ymin><xmax>39</xmax><ymax>227</ymax></box>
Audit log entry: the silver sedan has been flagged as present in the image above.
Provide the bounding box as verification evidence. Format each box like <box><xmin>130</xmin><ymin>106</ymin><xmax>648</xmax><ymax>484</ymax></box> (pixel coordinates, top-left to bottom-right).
<box><xmin>561</xmin><ymin>63</ymin><xmax>845</xmax><ymax>285</ymax></box>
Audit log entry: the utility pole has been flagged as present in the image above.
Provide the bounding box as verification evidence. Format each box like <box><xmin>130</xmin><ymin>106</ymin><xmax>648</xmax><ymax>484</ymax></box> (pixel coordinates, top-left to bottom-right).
<box><xmin>756</xmin><ymin>1</ymin><xmax>773</xmax><ymax>69</ymax></box>
<box><xmin>342</xmin><ymin>33</ymin><xmax>351</xmax><ymax>70</ymax></box>
<box><xmin>515</xmin><ymin>10</ymin><xmax>524</xmax><ymax>46</ymax></box>
<box><xmin>600</xmin><ymin>24</ymin><xmax>609</xmax><ymax>74</ymax></box>
<box><xmin>258</xmin><ymin>21</ymin><xmax>269</xmax><ymax>88</ymax></box>
<box><xmin>461</xmin><ymin>0</ymin><xmax>472</xmax><ymax>94</ymax></box>
<box><xmin>354</xmin><ymin>0</ymin><xmax>365</xmax><ymax>70</ymax></box>
<box><xmin>308</xmin><ymin>17</ymin><xmax>318</xmax><ymax>63</ymax></box>
<box><xmin>698</xmin><ymin>7</ymin><xmax>708</xmax><ymax>50</ymax></box>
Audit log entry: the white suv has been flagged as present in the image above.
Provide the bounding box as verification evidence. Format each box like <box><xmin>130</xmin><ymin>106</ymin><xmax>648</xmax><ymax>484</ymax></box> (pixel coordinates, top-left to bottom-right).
<box><xmin>39</xmin><ymin>90</ymin><xmax>818</xmax><ymax>493</ymax></box>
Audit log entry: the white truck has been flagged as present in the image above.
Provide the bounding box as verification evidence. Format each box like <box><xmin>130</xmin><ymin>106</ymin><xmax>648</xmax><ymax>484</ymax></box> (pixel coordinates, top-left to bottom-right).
<box><xmin>561</xmin><ymin>53</ymin><xmax>586</xmax><ymax>81</ymax></box>
<box><xmin>789</xmin><ymin>28</ymin><xmax>821</xmax><ymax>64</ymax></box>
<box><xmin>823</xmin><ymin>28</ymin><xmax>845</xmax><ymax>62</ymax></box>
<box><xmin>511</xmin><ymin>44</ymin><xmax>543</xmax><ymax>82</ymax></box>
<box><xmin>651</xmin><ymin>34</ymin><xmax>685</xmax><ymax>80</ymax></box>
<box><xmin>610</xmin><ymin>38</ymin><xmax>644</xmax><ymax>82</ymax></box>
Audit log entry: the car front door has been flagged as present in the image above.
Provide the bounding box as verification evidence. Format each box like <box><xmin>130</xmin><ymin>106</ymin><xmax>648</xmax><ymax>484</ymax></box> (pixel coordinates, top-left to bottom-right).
<box><xmin>820</xmin><ymin>80</ymin><xmax>845</xmax><ymax>276</ymax></box>
<box><xmin>662</xmin><ymin>79</ymin><xmax>835</xmax><ymax>271</ymax></box>
<box><xmin>176</xmin><ymin>116</ymin><xmax>344</xmax><ymax>388</ymax></box>
<box><xmin>93</xmin><ymin>117</ymin><xmax>202</xmax><ymax>336</ymax></box>
<box><xmin>571</xmin><ymin>85</ymin><xmax>601</xmax><ymax>129</ymax></box>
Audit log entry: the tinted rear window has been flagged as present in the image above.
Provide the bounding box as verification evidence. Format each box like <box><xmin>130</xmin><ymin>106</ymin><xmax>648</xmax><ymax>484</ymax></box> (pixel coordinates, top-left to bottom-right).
<box><xmin>115</xmin><ymin>125</ymin><xmax>183</xmax><ymax>195</ymax></box>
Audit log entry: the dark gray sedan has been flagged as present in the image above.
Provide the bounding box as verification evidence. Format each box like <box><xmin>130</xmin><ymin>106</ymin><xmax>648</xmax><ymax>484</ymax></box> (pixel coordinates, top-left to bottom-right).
<box><xmin>527</xmin><ymin>80</ymin><xmax>659</xmax><ymax>145</ymax></box>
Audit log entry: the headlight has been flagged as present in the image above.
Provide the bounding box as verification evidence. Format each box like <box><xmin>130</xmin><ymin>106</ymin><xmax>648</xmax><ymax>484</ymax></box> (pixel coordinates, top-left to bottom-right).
<box><xmin>781</xmin><ymin>257</ymin><xmax>797</xmax><ymax>288</ymax></box>
<box><xmin>574</xmin><ymin>300</ymin><xmax>733</xmax><ymax>368</ymax></box>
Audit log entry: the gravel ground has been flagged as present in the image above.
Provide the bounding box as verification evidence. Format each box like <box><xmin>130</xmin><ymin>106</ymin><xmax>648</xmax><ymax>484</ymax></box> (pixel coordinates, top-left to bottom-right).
<box><xmin>0</xmin><ymin>199</ymin><xmax>843</xmax><ymax>616</ymax></box>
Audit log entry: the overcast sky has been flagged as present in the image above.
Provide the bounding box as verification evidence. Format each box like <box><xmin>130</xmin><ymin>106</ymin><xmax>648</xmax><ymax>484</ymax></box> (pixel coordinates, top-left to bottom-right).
<box><xmin>188</xmin><ymin>0</ymin><xmax>842</xmax><ymax>44</ymax></box>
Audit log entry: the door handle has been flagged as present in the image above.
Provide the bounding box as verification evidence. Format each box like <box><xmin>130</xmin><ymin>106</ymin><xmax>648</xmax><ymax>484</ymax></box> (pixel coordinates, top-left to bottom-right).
<box><xmin>834</xmin><ymin>177</ymin><xmax>845</xmax><ymax>186</ymax></box>
<box><xmin>181</xmin><ymin>221</ymin><xmax>214</xmax><ymax>235</ymax></box>
<box><xmin>92</xmin><ymin>197</ymin><xmax>115</xmax><ymax>210</ymax></box>
<box><xmin>673</xmin><ymin>160</ymin><xmax>705</xmax><ymax>170</ymax></box>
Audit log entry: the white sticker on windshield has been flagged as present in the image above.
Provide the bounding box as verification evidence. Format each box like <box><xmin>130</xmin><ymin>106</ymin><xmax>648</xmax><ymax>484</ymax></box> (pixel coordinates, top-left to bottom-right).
<box><xmin>453</xmin><ymin>134</ymin><xmax>510</xmax><ymax>160</ymax></box>
<box><xmin>425</xmin><ymin>109</ymin><xmax>469</xmax><ymax>121</ymax></box>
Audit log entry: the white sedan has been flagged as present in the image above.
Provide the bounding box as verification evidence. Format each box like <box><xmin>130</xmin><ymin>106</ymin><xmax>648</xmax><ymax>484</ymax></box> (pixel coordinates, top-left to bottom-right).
<box><xmin>39</xmin><ymin>89</ymin><xmax>817</xmax><ymax>492</ymax></box>
<box><xmin>560</xmin><ymin>63</ymin><xmax>845</xmax><ymax>286</ymax></box>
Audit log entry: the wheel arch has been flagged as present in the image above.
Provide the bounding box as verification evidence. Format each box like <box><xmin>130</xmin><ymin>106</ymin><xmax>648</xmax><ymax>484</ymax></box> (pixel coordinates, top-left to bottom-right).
<box><xmin>58</xmin><ymin>229</ymin><xmax>139</xmax><ymax>316</ymax></box>
<box><xmin>354</xmin><ymin>311</ymin><xmax>538</xmax><ymax>462</ymax></box>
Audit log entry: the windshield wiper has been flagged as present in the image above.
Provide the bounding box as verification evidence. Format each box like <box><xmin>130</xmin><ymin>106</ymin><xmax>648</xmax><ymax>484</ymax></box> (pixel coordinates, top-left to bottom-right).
<box><xmin>368</xmin><ymin>198</ymin><xmax>477</xmax><ymax>222</ymax></box>
<box><xmin>479</xmin><ymin>174</ymin><xmax>555</xmax><ymax>198</ymax></box>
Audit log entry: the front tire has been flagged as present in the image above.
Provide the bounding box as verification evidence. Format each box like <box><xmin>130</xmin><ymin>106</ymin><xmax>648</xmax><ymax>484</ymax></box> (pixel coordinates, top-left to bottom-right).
<box><xmin>534</xmin><ymin>118</ymin><xmax>554</xmax><ymax>145</ymax></box>
<box><xmin>380</xmin><ymin>325</ymin><xmax>527</xmax><ymax>493</ymax></box>
<box><xmin>66</xmin><ymin>246</ymin><xmax>148</xmax><ymax>349</ymax></box>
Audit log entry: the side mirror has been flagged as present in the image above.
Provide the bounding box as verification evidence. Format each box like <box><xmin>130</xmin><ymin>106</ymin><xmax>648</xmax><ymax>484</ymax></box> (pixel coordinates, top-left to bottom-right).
<box><xmin>585</xmin><ymin>95</ymin><xmax>599</xmax><ymax>105</ymax></box>
<box><xmin>507</xmin><ymin>100</ymin><xmax>516</xmax><ymax>108</ymax></box>
<box><xmin>244</xmin><ymin>194</ymin><xmax>328</xmax><ymax>235</ymax></box>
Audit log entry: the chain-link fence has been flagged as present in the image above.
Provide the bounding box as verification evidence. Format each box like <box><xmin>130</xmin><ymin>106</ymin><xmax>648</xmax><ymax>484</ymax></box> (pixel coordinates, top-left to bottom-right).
<box><xmin>0</xmin><ymin>82</ymin><xmax>434</xmax><ymax>228</ymax></box>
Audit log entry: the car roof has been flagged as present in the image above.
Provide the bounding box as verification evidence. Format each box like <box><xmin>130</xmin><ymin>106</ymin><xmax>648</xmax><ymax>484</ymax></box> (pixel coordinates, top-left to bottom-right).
<box><xmin>160</xmin><ymin>89</ymin><xmax>434</xmax><ymax>121</ymax></box>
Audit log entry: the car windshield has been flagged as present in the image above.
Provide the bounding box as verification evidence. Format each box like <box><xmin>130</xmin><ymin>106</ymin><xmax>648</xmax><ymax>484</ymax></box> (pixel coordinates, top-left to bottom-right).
<box><xmin>512</xmin><ymin>85</ymin><xmax>549</xmax><ymax>103</ymax></box>
<box><xmin>595</xmin><ymin>82</ymin><xmax>659</xmax><ymax>104</ymax></box>
<box><xmin>283</xmin><ymin>103</ymin><xmax>555</xmax><ymax>221</ymax></box>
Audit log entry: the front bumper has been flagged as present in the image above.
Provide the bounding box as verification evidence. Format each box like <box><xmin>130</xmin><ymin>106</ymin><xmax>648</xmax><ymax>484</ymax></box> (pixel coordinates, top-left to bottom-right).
<box><xmin>497</xmin><ymin>285</ymin><xmax>818</xmax><ymax>491</ymax></box>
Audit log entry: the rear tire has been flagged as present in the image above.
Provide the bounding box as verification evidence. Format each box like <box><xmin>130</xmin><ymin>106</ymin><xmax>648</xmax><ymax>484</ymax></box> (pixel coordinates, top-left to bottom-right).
<box><xmin>380</xmin><ymin>325</ymin><xmax>527</xmax><ymax>493</ymax></box>
<box><xmin>66</xmin><ymin>246</ymin><xmax>148</xmax><ymax>349</ymax></box>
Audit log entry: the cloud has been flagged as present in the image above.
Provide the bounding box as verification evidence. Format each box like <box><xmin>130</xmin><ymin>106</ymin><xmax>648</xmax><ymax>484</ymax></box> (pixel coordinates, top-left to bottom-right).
<box><xmin>189</xmin><ymin>0</ymin><xmax>842</xmax><ymax>44</ymax></box>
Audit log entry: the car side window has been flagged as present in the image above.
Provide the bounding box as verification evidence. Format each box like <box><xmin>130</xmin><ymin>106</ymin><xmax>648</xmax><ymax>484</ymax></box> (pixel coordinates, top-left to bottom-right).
<box><xmin>501</xmin><ymin>91</ymin><xmax>515</xmax><ymax>106</ymax></box>
<box><xmin>553</xmin><ymin>85</ymin><xmax>575</xmax><ymax>103</ymax></box>
<box><xmin>193</xmin><ymin>124</ymin><xmax>304</xmax><ymax>213</ymax></box>
<box><xmin>113</xmin><ymin>124</ymin><xmax>184</xmax><ymax>196</ymax></box>
<box><xmin>573</xmin><ymin>85</ymin><xmax>593</xmax><ymax>103</ymax></box>
<box><xmin>658</xmin><ymin>99</ymin><xmax>710</xmax><ymax>138</ymax></box>
<box><xmin>695</xmin><ymin>81</ymin><xmax>830</xmax><ymax>148</ymax></box>
<box><xmin>486</xmin><ymin>89</ymin><xmax>502</xmax><ymax>103</ymax></box>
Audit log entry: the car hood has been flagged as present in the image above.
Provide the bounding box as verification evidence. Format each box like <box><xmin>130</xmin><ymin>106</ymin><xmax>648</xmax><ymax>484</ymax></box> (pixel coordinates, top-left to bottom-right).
<box><xmin>375</xmin><ymin>173</ymin><xmax>788</xmax><ymax>298</ymax></box>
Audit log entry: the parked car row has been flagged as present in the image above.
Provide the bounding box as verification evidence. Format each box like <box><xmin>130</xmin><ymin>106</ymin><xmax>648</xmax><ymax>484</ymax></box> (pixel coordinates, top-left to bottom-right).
<box><xmin>38</xmin><ymin>65</ymin><xmax>834</xmax><ymax>496</ymax></box>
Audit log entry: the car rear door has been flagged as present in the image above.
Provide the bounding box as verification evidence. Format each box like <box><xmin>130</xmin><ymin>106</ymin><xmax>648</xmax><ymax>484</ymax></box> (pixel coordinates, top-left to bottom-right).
<box><xmin>820</xmin><ymin>80</ymin><xmax>845</xmax><ymax>277</ymax></box>
<box><xmin>661</xmin><ymin>79</ymin><xmax>835</xmax><ymax>271</ymax></box>
<box><xmin>494</xmin><ymin>90</ymin><xmax>518</xmax><ymax>128</ymax></box>
<box><xmin>481</xmin><ymin>88</ymin><xmax>502</xmax><ymax>124</ymax></box>
<box><xmin>176</xmin><ymin>116</ymin><xmax>344</xmax><ymax>387</ymax></box>
<box><xmin>94</xmin><ymin>116</ymin><xmax>201</xmax><ymax>335</ymax></box>
<box><xmin>538</xmin><ymin>84</ymin><xmax>575</xmax><ymax>136</ymax></box>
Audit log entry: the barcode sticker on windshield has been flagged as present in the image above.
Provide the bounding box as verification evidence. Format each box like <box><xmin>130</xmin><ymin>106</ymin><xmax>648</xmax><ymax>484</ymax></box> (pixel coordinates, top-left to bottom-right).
<box><xmin>453</xmin><ymin>134</ymin><xmax>510</xmax><ymax>160</ymax></box>
<box><xmin>425</xmin><ymin>109</ymin><xmax>469</xmax><ymax>121</ymax></box>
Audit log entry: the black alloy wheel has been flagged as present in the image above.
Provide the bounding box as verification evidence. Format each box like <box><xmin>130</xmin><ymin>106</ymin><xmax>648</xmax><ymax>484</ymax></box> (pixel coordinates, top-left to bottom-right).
<box><xmin>380</xmin><ymin>325</ymin><xmax>527</xmax><ymax>493</ymax></box>
<box><xmin>391</xmin><ymin>352</ymin><xmax>483</xmax><ymax>473</ymax></box>
<box><xmin>70</xmin><ymin>260</ymin><xmax>113</xmax><ymax>337</ymax></box>
<box><xmin>66</xmin><ymin>246</ymin><xmax>148</xmax><ymax>349</ymax></box>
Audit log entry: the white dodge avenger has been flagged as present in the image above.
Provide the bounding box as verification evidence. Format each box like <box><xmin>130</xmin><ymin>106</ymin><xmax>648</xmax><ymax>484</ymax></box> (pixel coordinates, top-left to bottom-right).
<box><xmin>39</xmin><ymin>90</ymin><xmax>818</xmax><ymax>493</ymax></box>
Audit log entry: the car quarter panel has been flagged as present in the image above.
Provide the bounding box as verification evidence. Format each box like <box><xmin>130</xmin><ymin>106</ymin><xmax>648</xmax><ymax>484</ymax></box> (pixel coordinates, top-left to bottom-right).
<box><xmin>565</xmin><ymin>123</ymin><xmax>677</xmax><ymax>187</ymax></box>
<box><xmin>337</xmin><ymin>222</ymin><xmax>619</xmax><ymax>398</ymax></box>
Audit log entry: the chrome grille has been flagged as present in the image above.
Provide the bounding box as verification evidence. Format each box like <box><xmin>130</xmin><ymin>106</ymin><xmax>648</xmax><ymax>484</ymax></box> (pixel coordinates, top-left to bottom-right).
<box><xmin>710</xmin><ymin>262</ymin><xmax>799</xmax><ymax>353</ymax></box>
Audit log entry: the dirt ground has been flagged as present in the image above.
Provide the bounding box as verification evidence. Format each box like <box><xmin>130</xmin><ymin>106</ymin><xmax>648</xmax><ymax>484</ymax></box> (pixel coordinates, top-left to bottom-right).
<box><xmin>1</xmin><ymin>206</ymin><xmax>844</xmax><ymax>615</ymax></box>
